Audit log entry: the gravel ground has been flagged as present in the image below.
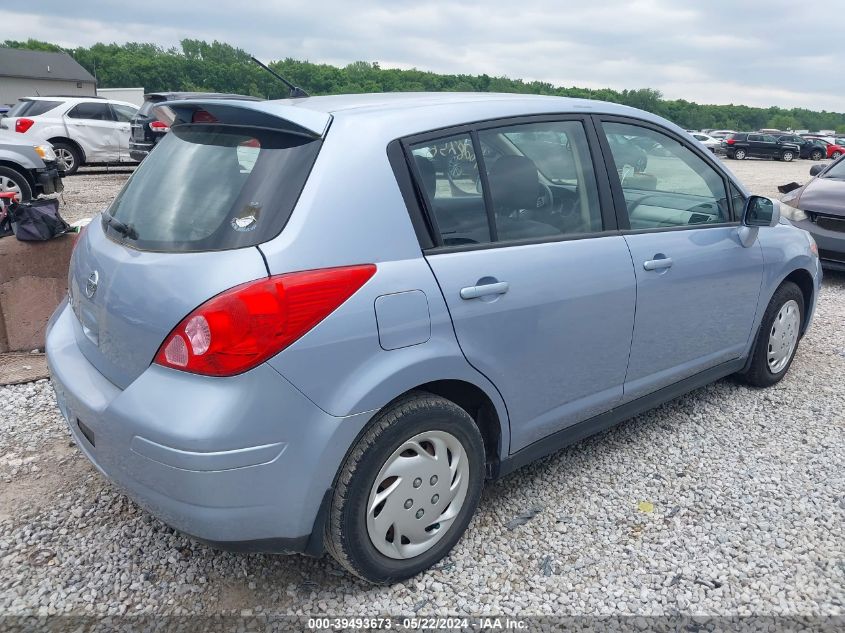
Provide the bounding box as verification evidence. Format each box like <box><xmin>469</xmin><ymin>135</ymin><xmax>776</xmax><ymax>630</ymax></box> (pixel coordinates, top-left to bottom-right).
<box><xmin>1</xmin><ymin>159</ymin><xmax>843</xmax><ymax>617</ymax></box>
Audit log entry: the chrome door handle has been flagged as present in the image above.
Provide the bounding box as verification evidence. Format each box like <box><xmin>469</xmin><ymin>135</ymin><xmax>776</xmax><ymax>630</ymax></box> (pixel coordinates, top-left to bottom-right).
<box><xmin>643</xmin><ymin>257</ymin><xmax>673</xmax><ymax>271</ymax></box>
<box><xmin>460</xmin><ymin>281</ymin><xmax>509</xmax><ymax>300</ymax></box>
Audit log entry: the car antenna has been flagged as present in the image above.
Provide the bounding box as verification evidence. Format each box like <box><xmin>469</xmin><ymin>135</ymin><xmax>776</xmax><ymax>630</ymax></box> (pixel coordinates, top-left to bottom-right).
<box><xmin>250</xmin><ymin>56</ymin><xmax>309</xmax><ymax>98</ymax></box>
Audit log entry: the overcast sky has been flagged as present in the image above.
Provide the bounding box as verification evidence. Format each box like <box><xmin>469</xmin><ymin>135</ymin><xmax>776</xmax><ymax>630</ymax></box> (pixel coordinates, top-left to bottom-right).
<box><xmin>8</xmin><ymin>0</ymin><xmax>841</xmax><ymax>112</ymax></box>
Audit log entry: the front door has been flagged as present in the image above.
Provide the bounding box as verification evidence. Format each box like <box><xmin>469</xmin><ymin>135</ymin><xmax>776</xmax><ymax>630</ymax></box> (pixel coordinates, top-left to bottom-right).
<box><xmin>407</xmin><ymin>118</ymin><xmax>637</xmax><ymax>453</ymax></box>
<box><xmin>597</xmin><ymin>119</ymin><xmax>764</xmax><ymax>401</ymax></box>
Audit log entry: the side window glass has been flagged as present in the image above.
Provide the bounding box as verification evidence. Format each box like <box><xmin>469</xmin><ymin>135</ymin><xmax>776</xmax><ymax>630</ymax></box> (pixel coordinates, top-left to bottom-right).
<box><xmin>111</xmin><ymin>104</ymin><xmax>137</xmax><ymax>123</ymax></box>
<box><xmin>601</xmin><ymin>122</ymin><xmax>729</xmax><ymax>229</ymax></box>
<box><xmin>67</xmin><ymin>102</ymin><xmax>112</xmax><ymax>121</ymax></box>
<box><xmin>410</xmin><ymin>135</ymin><xmax>491</xmax><ymax>246</ymax></box>
<box><xmin>729</xmin><ymin>183</ymin><xmax>746</xmax><ymax>221</ymax></box>
<box><xmin>479</xmin><ymin>121</ymin><xmax>603</xmax><ymax>240</ymax></box>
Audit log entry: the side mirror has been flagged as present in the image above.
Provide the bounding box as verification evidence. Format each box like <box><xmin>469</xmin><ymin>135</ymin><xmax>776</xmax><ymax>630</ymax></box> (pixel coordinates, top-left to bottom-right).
<box><xmin>809</xmin><ymin>164</ymin><xmax>824</xmax><ymax>177</ymax></box>
<box><xmin>738</xmin><ymin>195</ymin><xmax>779</xmax><ymax>248</ymax></box>
<box><xmin>742</xmin><ymin>195</ymin><xmax>780</xmax><ymax>228</ymax></box>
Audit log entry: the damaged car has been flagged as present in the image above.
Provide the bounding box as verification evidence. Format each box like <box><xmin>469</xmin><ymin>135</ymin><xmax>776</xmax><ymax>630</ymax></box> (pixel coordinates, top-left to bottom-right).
<box><xmin>781</xmin><ymin>155</ymin><xmax>845</xmax><ymax>271</ymax></box>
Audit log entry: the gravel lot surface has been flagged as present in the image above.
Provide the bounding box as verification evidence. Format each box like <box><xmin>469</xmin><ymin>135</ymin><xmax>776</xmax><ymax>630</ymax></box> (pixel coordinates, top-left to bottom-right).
<box><xmin>1</xmin><ymin>159</ymin><xmax>842</xmax><ymax>617</ymax></box>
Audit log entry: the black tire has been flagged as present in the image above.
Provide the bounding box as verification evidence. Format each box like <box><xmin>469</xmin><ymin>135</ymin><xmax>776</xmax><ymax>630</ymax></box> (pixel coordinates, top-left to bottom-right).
<box><xmin>739</xmin><ymin>281</ymin><xmax>804</xmax><ymax>388</ymax></box>
<box><xmin>0</xmin><ymin>165</ymin><xmax>33</xmax><ymax>202</ymax></box>
<box><xmin>832</xmin><ymin>151</ymin><xmax>843</xmax><ymax>160</ymax></box>
<box><xmin>810</xmin><ymin>149</ymin><xmax>824</xmax><ymax>161</ymax></box>
<box><xmin>51</xmin><ymin>141</ymin><xmax>82</xmax><ymax>176</ymax></box>
<box><xmin>325</xmin><ymin>392</ymin><xmax>485</xmax><ymax>584</ymax></box>
<box><xmin>781</xmin><ymin>151</ymin><xmax>795</xmax><ymax>162</ymax></box>
<box><xmin>734</xmin><ymin>148</ymin><xmax>747</xmax><ymax>160</ymax></box>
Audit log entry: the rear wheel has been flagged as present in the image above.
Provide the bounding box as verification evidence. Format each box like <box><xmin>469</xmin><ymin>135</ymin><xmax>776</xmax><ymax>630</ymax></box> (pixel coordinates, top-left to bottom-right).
<box><xmin>739</xmin><ymin>281</ymin><xmax>804</xmax><ymax>388</ymax></box>
<box><xmin>52</xmin><ymin>142</ymin><xmax>81</xmax><ymax>176</ymax></box>
<box><xmin>832</xmin><ymin>151</ymin><xmax>843</xmax><ymax>159</ymax></box>
<box><xmin>0</xmin><ymin>166</ymin><xmax>33</xmax><ymax>202</ymax></box>
<box><xmin>734</xmin><ymin>148</ymin><xmax>747</xmax><ymax>160</ymax></box>
<box><xmin>810</xmin><ymin>149</ymin><xmax>824</xmax><ymax>161</ymax></box>
<box><xmin>325</xmin><ymin>392</ymin><xmax>485</xmax><ymax>583</ymax></box>
<box><xmin>781</xmin><ymin>151</ymin><xmax>795</xmax><ymax>162</ymax></box>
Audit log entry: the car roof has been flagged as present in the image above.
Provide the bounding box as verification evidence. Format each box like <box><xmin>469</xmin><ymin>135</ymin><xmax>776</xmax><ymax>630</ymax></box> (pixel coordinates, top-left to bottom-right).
<box><xmin>170</xmin><ymin>92</ymin><xmax>688</xmax><ymax>140</ymax></box>
<box><xmin>22</xmin><ymin>95</ymin><xmax>137</xmax><ymax>108</ymax></box>
<box><xmin>145</xmin><ymin>92</ymin><xmax>263</xmax><ymax>101</ymax></box>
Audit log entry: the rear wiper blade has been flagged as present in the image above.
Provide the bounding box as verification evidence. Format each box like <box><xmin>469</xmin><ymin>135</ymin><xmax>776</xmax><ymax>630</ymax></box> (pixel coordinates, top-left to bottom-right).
<box><xmin>103</xmin><ymin>212</ymin><xmax>138</xmax><ymax>240</ymax></box>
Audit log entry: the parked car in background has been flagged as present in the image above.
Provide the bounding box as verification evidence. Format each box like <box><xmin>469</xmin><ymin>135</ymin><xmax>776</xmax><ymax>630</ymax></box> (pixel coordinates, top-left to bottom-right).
<box><xmin>0</xmin><ymin>132</ymin><xmax>63</xmax><ymax>201</ymax></box>
<box><xmin>691</xmin><ymin>132</ymin><xmax>721</xmax><ymax>152</ymax></box>
<box><xmin>777</xmin><ymin>135</ymin><xmax>826</xmax><ymax>161</ymax></box>
<box><xmin>781</xmin><ymin>155</ymin><xmax>845</xmax><ymax>270</ymax></box>
<box><xmin>814</xmin><ymin>139</ymin><xmax>845</xmax><ymax>160</ymax></box>
<box><xmin>47</xmin><ymin>93</ymin><xmax>820</xmax><ymax>584</ymax></box>
<box><xmin>720</xmin><ymin>133</ymin><xmax>800</xmax><ymax>161</ymax></box>
<box><xmin>129</xmin><ymin>92</ymin><xmax>262</xmax><ymax>161</ymax></box>
<box><xmin>0</xmin><ymin>96</ymin><xmax>139</xmax><ymax>175</ymax></box>
<box><xmin>709</xmin><ymin>129</ymin><xmax>737</xmax><ymax>139</ymax></box>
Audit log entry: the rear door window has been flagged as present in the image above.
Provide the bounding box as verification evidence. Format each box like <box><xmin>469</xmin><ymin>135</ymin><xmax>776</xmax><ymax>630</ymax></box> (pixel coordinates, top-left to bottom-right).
<box><xmin>409</xmin><ymin>134</ymin><xmax>492</xmax><ymax>246</ymax></box>
<box><xmin>105</xmin><ymin>124</ymin><xmax>321</xmax><ymax>252</ymax></box>
<box><xmin>408</xmin><ymin>119</ymin><xmax>604</xmax><ymax>246</ymax></box>
<box><xmin>67</xmin><ymin>102</ymin><xmax>113</xmax><ymax>121</ymax></box>
<box><xmin>111</xmin><ymin>104</ymin><xmax>137</xmax><ymax>123</ymax></box>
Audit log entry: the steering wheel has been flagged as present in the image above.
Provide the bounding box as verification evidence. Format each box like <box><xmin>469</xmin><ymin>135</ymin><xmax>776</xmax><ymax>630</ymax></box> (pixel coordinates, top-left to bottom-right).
<box><xmin>537</xmin><ymin>182</ymin><xmax>554</xmax><ymax>211</ymax></box>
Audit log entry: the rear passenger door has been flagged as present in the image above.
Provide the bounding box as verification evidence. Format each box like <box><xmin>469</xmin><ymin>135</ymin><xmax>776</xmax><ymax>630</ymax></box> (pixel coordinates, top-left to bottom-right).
<box><xmin>596</xmin><ymin>118</ymin><xmax>764</xmax><ymax>401</ymax></box>
<box><xmin>405</xmin><ymin>117</ymin><xmax>637</xmax><ymax>453</ymax></box>
<box><xmin>110</xmin><ymin>104</ymin><xmax>138</xmax><ymax>162</ymax></box>
<box><xmin>65</xmin><ymin>102</ymin><xmax>121</xmax><ymax>162</ymax></box>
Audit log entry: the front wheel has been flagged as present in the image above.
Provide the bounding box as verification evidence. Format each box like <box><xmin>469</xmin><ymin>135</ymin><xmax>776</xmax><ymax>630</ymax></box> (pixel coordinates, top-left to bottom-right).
<box><xmin>734</xmin><ymin>148</ymin><xmax>747</xmax><ymax>160</ymax></box>
<box><xmin>781</xmin><ymin>151</ymin><xmax>795</xmax><ymax>162</ymax></box>
<box><xmin>52</xmin><ymin>142</ymin><xmax>81</xmax><ymax>176</ymax></box>
<box><xmin>832</xmin><ymin>151</ymin><xmax>843</xmax><ymax>159</ymax></box>
<box><xmin>0</xmin><ymin>166</ymin><xmax>33</xmax><ymax>202</ymax></box>
<box><xmin>739</xmin><ymin>281</ymin><xmax>804</xmax><ymax>388</ymax></box>
<box><xmin>325</xmin><ymin>393</ymin><xmax>485</xmax><ymax>583</ymax></box>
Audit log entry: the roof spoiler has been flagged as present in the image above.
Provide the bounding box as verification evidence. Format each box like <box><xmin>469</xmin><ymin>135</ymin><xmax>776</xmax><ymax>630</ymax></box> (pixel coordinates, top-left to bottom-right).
<box><xmin>153</xmin><ymin>99</ymin><xmax>331</xmax><ymax>138</ymax></box>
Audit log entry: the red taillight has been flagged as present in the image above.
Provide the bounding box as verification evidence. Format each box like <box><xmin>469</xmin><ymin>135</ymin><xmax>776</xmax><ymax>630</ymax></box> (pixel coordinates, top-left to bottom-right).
<box><xmin>15</xmin><ymin>118</ymin><xmax>34</xmax><ymax>133</ymax></box>
<box><xmin>149</xmin><ymin>120</ymin><xmax>170</xmax><ymax>133</ymax></box>
<box><xmin>191</xmin><ymin>109</ymin><xmax>218</xmax><ymax>123</ymax></box>
<box><xmin>154</xmin><ymin>264</ymin><xmax>377</xmax><ymax>376</ymax></box>
<box><xmin>725</xmin><ymin>138</ymin><xmax>736</xmax><ymax>145</ymax></box>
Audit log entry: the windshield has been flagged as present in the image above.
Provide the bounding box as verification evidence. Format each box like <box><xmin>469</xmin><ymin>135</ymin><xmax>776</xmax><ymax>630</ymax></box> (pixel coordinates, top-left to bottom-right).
<box><xmin>105</xmin><ymin>124</ymin><xmax>321</xmax><ymax>252</ymax></box>
<box><xmin>821</xmin><ymin>158</ymin><xmax>845</xmax><ymax>179</ymax></box>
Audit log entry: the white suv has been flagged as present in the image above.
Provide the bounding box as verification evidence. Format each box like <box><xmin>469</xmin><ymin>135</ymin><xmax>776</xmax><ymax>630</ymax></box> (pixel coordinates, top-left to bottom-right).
<box><xmin>0</xmin><ymin>96</ymin><xmax>139</xmax><ymax>175</ymax></box>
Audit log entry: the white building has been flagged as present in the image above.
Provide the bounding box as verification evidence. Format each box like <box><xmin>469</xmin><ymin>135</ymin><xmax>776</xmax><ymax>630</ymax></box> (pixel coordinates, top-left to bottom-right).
<box><xmin>0</xmin><ymin>48</ymin><xmax>96</xmax><ymax>107</ymax></box>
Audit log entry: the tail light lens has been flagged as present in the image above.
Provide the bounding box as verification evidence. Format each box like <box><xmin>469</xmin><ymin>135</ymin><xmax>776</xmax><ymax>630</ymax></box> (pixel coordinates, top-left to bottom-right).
<box><xmin>154</xmin><ymin>264</ymin><xmax>376</xmax><ymax>376</ymax></box>
<box><xmin>725</xmin><ymin>138</ymin><xmax>736</xmax><ymax>145</ymax></box>
<box><xmin>149</xmin><ymin>120</ymin><xmax>170</xmax><ymax>133</ymax></box>
<box><xmin>15</xmin><ymin>118</ymin><xmax>34</xmax><ymax>133</ymax></box>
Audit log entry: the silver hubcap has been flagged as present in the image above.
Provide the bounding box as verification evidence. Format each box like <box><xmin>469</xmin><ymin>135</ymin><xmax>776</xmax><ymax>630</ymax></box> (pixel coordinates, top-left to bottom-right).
<box><xmin>0</xmin><ymin>175</ymin><xmax>21</xmax><ymax>195</ymax></box>
<box><xmin>55</xmin><ymin>148</ymin><xmax>75</xmax><ymax>171</ymax></box>
<box><xmin>768</xmin><ymin>299</ymin><xmax>800</xmax><ymax>374</ymax></box>
<box><xmin>736</xmin><ymin>150</ymin><xmax>745</xmax><ymax>159</ymax></box>
<box><xmin>366</xmin><ymin>430</ymin><xmax>469</xmax><ymax>560</ymax></box>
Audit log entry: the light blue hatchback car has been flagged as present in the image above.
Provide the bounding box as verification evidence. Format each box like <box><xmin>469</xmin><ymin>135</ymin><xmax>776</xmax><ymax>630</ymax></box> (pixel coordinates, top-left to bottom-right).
<box><xmin>46</xmin><ymin>93</ymin><xmax>820</xmax><ymax>583</ymax></box>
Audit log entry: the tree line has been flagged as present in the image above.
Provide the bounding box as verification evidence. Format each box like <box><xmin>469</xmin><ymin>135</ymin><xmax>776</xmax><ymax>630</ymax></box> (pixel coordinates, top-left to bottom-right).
<box><xmin>5</xmin><ymin>38</ymin><xmax>844</xmax><ymax>133</ymax></box>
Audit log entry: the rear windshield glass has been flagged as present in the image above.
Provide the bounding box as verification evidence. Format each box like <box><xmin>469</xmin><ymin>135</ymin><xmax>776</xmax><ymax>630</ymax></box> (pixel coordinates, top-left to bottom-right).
<box><xmin>104</xmin><ymin>124</ymin><xmax>321</xmax><ymax>252</ymax></box>
<box><xmin>138</xmin><ymin>98</ymin><xmax>165</xmax><ymax>117</ymax></box>
<box><xmin>7</xmin><ymin>100</ymin><xmax>62</xmax><ymax>117</ymax></box>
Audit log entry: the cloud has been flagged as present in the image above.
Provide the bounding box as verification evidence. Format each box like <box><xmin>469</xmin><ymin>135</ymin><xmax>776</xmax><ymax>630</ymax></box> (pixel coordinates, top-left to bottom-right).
<box><xmin>5</xmin><ymin>0</ymin><xmax>841</xmax><ymax>111</ymax></box>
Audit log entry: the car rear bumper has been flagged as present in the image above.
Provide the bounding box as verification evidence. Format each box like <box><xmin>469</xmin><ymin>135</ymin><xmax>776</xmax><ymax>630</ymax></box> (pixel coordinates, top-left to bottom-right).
<box><xmin>45</xmin><ymin>301</ymin><xmax>374</xmax><ymax>554</ymax></box>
